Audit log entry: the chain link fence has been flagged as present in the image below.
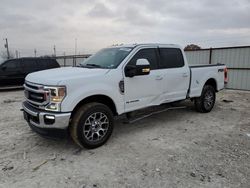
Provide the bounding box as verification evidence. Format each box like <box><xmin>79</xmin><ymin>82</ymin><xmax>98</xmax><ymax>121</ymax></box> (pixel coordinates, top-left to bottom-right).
<box><xmin>55</xmin><ymin>54</ymin><xmax>91</xmax><ymax>67</ymax></box>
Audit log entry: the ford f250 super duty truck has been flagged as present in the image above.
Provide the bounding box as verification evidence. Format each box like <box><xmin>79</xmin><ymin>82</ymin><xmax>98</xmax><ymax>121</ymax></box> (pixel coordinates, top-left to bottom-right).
<box><xmin>22</xmin><ymin>44</ymin><xmax>228</xmax><ymax>149</ymax></box>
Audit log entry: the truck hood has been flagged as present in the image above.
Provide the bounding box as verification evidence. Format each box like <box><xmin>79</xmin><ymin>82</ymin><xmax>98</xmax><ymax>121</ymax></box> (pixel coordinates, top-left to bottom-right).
<box><xmin>25</xmin><ymin>67</ymin><xmax>110</xmax><ymax>85</ymax></box>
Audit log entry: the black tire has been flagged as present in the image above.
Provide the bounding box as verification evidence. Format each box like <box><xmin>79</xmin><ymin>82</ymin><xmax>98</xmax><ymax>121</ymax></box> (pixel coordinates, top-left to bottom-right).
<box><xmin>194</xmin><ymin>85</ymin><xmax>216</xmax><ymax>113</ymax></box>
<box><xmin>70</xmin><ymin>102</ymin><xmax>114</xmax><ymax>149</ymax></box>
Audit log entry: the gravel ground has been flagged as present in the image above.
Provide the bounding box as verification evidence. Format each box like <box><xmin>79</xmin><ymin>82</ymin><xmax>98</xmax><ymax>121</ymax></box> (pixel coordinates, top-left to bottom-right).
<box><xmin>0</xmin><ymin>89</ymin><xmax>250</xmax><ymax>188</ymax></box>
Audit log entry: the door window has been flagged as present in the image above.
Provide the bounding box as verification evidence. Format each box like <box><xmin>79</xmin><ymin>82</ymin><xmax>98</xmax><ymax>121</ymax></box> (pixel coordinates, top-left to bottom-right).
<box><xmin>128</xmin><ymin>48</ymin><xmax>158</xmax><ymax>70</ymax></box>
<box><xmin>159</xmin><ymin>48</ymin><xmax>184</xmax><ymax>68</ymax></box>
<box><xmin>48</xmin><ymin>59</ymin><xmax>59</xmax><ymax>68</ymax></box>
<box><xmin>4</xmin><ymin>60</ymin><xmax>20</xmax><ymax>70</ymax></box>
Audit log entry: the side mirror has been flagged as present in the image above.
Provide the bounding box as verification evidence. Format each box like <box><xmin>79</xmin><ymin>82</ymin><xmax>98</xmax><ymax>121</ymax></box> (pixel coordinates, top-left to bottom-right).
<box><xmin>135</xmin><ymin>59</ymin><xmax>150</xmax><ymax>76</ymax></box>
<box><xmin>125</xmin><ymin>59</ymin><xmax>150</xmax><ymax>77</ymax></box>
<box><xmin>125</xmin><ymin>65</ymin><xmax>137</xmax><ymax>77</ymax></box>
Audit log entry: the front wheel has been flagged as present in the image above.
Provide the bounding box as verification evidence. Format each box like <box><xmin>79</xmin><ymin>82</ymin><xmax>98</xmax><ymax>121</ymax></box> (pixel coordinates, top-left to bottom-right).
<box><xmin>70</xmin><ymin>102</ymin><xmax>114</xmax><ymax>149</ymax></box>
<box><xmin>194</xmin><ymin>85</ymin><xmax>216</xmax><ymax>113</ymax></box>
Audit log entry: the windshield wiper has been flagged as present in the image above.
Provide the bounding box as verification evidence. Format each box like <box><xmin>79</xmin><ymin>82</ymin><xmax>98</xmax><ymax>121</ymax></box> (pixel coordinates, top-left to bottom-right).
<box><xmin>85</xmin><ymin>63</ymin><xmax>102</xmax><ymax>68</ymax></box>
<box><xmin>80</xmin><ymin>63</ymin><xmax>108</xmax><ymax>69</ymax></box>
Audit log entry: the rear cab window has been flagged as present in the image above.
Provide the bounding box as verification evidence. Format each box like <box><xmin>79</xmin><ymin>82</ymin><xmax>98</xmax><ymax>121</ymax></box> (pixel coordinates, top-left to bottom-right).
<box><xmin>159</xmin><ymin>48</ymin><xmax>184</xmax><ymax>68</ymax></box>
<box><xmin>48</xmin><ymin>59</ymin><xmax>60</xmax><ymax>68</ymax></box>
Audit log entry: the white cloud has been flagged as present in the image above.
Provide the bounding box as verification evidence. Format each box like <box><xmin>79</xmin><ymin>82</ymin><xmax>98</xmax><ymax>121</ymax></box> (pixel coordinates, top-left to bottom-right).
<box><xmin>0</xmin><ymin>0</ymin><xmax>250</xmax><ymax>56</ymax></box>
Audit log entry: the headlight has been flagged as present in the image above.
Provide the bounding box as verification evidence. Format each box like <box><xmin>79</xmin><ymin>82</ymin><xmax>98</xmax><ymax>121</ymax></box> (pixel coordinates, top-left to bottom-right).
<box><xmin>44</xmin><ymin>86</ymin><xmax>66</xmax><ymax>111</ymax></box>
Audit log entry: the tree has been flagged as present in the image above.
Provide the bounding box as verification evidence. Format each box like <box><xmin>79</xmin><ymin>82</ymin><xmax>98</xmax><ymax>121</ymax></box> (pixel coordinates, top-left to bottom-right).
<box><xmin>184</xmin><ymin>44</ymin><xmax>201</xmax><ymax>51</ymax></box>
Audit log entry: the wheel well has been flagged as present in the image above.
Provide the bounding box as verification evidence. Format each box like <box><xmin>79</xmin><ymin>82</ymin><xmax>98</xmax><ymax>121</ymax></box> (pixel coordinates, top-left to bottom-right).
<box><xmin>205</xmin><ymin>78</ymin><xmax>217</xmax><ymax>91</ymax></box>
<box><xmin>70</xmin><ymin>95</ymin><xmax>118</xmax><ymax>119</ymax></box>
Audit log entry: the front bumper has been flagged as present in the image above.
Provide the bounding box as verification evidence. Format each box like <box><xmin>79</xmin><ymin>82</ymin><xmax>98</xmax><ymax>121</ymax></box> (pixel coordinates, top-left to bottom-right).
<box><xmin>22</xmin><ymin>101</ymin><xmax>71</xmax><ymax>130</ymax></box>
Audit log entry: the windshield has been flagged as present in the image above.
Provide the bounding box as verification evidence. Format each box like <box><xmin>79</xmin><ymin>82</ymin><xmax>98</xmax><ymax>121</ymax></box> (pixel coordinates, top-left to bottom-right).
<box><xmin>80</xmin><ymin>47</ymin><xmax>133</xmax><ymax>69</ymax></box>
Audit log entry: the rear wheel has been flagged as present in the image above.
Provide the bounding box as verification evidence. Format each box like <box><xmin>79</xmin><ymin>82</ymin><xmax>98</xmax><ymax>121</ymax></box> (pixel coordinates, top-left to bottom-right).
<box><xmin>70</xmin><ymin>102</ymin><xmax>114</xmax><ymax>149</ymax></box>
<box><xmin>194</xmin><ymin>85</ymin><xmax>216</xmax><ymax>113</ymax></box>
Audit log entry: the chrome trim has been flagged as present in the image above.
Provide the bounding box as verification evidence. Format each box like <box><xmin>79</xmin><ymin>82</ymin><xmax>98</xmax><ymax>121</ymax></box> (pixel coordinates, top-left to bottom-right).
<box><xmin>22</xmin><ymin>103</ymin><xmax>38</xmax><ymax>116</ymax></box>
<box><xmin>24</xmin><ymin>81</ymin><xmax>43</xmax><ymax>88</ymax></box>
<box><xmin>24</xmin><ymin>81</ymin><xmax>50</xmax><ymax>107</ymax></box>
<box><xmin>25</xmin><ymin>97</ymin><xmax>49</xmax><ymax>106</ymax></box>
<box><xmin>22</xmin><ymin>102</ymin><xmax>71</xmax><ymax>129</ymax></box>
<box><xmin>26</xmin><ymin>101</ymin><xmax>46</xmax><ymax>110</ymax></box>
<box><xmin>24</xmin><ymin>84</ymin><xmax>45</xmax><ymax>94</ymax></box>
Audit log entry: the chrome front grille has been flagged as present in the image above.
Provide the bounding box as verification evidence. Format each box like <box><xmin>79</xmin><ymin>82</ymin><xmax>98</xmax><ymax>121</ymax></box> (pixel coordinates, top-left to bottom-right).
<box><xmin>24</xmin><ymin>81</ymin><xmax>50</xmax><ymax>107</ymax></box>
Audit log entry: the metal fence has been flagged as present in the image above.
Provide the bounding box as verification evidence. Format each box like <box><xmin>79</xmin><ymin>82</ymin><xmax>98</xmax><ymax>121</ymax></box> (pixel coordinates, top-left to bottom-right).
<box><xmin>55</xmin><ymin>54</ymin><xmax>91</xmax><ymax>67</ymax></box>
<box><xmin>185</xmin><ymin>46</ymin><xmax>250</xmax><ymax>90</ymax></box>
<box><xmin>54</xmin><ymin>47</ymin><xmax>250</xmax><ymax>91</ymax></box>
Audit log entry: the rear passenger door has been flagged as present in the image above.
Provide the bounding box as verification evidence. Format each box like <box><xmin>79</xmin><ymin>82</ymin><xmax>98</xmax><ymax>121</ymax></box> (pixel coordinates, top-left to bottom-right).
<box><xmin>37</xmin><ymin>59</ymin><xmax>59</xmax><ymax>70</ymax></box>
<box><xmin>158</xmin><ymin>47</ymin><xmax>190</xmax><ymax>102</ymax></box>
<box><xmin>22</xmin><ymin>59</ymin><xmax>38</xmax><ymax>76</ymax></box>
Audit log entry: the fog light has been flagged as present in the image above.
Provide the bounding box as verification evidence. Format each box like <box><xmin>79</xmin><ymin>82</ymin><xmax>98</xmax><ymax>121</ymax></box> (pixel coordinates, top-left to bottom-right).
<box><xmin>44</xmin><ymin>115</ymin><xmax>55</xmax><ymax>125</ymax></box>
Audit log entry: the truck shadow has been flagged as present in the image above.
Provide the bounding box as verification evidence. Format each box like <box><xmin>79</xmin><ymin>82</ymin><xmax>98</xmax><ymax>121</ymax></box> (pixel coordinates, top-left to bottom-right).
<box><xmin>26</xmin><ymin>100</ymin><xmax>198</xmax><ymax>152</ymax></box>
<box><xmin>112</xmin><ymin>101</ymin><xmax>196</xmax><ymax>138</ymax></box>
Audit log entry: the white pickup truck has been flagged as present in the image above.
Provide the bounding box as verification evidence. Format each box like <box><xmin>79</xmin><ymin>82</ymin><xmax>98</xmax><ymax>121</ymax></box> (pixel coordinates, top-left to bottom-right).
<box><xmin>22</xmin><ymin>44</ymin><xmax>228</xmax><ymax>148</ymax></box>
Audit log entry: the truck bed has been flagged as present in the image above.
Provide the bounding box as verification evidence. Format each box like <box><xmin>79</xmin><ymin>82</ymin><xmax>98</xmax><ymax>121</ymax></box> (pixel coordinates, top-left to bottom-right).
<box><xmin>188</xmin><ymin>64</ymin><xmax>226</xmax><ymax>98</ymax></box>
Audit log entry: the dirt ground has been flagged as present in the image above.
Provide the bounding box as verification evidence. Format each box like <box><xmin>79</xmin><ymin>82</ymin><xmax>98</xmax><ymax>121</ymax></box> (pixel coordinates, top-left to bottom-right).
<box><xmin>0</xmin><ymin>89</ymin><xmax>249</xmax><ymax>188</ymax></box>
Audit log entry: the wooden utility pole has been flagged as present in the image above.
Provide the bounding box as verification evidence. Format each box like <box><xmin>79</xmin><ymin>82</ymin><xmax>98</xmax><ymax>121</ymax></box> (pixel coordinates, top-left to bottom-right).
<box><xmin>53</xmin><ymin>45</ymin><xmax>56</xmax><ymax>56</ymax></box>
<box><xmin>4</xmin><ymin>38</ymin><xmax>10</xmax><ymax>59</ymax></box>
<box><xmin>63</xmin><ymin>52</ymin><xmax>66</xmax><ymax>67</ymax></box>
<box><xmin>75</xmin><ymin>38</ymin><xmax>77</xmax><ymax>56</ymax></box>
<box><xmin>74</xmin><ymin>38</ymin><xmax>77</xmax><ymax>66</ymax></box>
<box><xmin>34</xmin><ymin>49</ymin><xmax>37</xmax><ymax>57</ymax></box>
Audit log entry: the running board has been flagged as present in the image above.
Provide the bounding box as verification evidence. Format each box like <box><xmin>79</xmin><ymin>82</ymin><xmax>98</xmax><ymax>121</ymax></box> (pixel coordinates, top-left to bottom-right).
<box><xmin>123</xmin><ymin>106</ymin><xmax>186</xmax><ymax>124</ymax></box>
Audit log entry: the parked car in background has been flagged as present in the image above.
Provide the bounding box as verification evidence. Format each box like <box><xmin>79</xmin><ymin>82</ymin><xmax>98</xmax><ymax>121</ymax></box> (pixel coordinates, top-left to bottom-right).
<box><xmin>0</xmin><ymin>58</ymin><xmax>60</xmax><ymax>88</ymax></box>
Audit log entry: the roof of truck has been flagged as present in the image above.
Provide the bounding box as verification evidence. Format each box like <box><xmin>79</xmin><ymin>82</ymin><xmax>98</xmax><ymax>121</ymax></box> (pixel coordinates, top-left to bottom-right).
<box><xmin>109</xmin><ymin>43</ymin><xmax>182</xmax><ymax>49</ymax></box>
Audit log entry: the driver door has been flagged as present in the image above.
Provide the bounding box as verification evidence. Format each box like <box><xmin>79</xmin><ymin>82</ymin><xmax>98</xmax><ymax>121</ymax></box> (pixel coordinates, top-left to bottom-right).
<box><xmin>123</xmin><ymin>48</ymin><xmax>163</xmax><ymax>112</ymax></box>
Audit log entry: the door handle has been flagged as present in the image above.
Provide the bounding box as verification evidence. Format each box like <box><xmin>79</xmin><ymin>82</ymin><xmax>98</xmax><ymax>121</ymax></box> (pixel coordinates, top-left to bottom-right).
<box><xmin>155</xmin><ymin>75</ymin><xmax>163</xmax><ymax>80</ymax></box>
<box><xmin>182</xmin><ymin>73</ymin><xmax>188</xmax><ymax>77</ymax></box>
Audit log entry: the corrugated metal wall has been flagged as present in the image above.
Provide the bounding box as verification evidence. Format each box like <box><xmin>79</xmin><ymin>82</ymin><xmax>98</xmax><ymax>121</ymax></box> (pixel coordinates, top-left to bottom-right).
<box><xmin>185</xmin><ymin>50</ymin><xmax>210</xmax><ymax>65</ymax></box>
<box><xmin>185</xmin><ymin>46</ymin><xmax>250</xmax><ymax>90</ymax></box>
